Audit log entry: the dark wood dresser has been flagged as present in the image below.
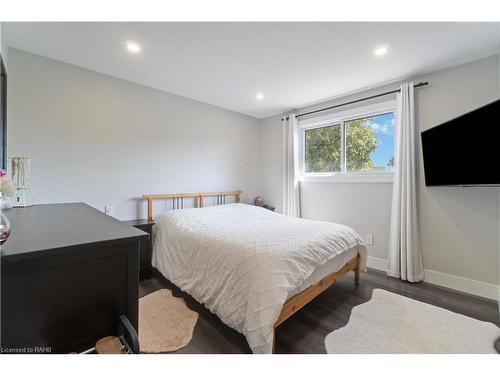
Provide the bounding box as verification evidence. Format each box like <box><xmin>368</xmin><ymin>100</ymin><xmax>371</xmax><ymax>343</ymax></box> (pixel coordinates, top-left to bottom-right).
<box><xmin>0</xmin><ymin>203</ymin><xmax>148</xmax><ymax>353</ymax></box>
<box><xmin>123</xmin><ymin>219</ymin><xmax>154</xmax><ymax>280</ymax></box>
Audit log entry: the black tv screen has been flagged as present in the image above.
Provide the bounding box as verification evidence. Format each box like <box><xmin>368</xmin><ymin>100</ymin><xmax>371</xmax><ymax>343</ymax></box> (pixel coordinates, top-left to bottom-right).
<box><xmin>421</xmin><ymin>99</ymin><xmax>500</xmax><ymax>186</ymax></box>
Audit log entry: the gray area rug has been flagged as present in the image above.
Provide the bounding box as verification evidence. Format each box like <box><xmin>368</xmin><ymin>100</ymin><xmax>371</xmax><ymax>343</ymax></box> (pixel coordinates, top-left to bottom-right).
<box><xmin>325</xmin><ymin>289</ymin><xmax>500</xmax><ymax>354</ymax></box>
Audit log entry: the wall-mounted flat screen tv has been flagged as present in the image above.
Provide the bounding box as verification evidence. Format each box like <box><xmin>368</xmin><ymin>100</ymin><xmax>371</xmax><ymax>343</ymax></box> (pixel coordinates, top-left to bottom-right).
<box><xmin>421</xmin><ymin>99</ymin><xmax>500</xmax><ymax>186</ymax></box>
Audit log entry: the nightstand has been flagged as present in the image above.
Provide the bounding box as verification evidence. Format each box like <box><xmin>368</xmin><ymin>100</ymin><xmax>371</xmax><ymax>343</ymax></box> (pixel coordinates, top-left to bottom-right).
<box><xmin>124</xmin><ymin>219</ymin><xmax>155</xmax><ymax>280</ymax></box>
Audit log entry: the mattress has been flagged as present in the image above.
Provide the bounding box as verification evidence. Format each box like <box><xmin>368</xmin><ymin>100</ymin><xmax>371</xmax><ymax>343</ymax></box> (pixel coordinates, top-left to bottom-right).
<box><xmin>152</xmin><ymin>203</ymin><xmax>367</xmax><ymax>353</ymax></box>
<box><xmin>292</xmin><ymin>246</ymin><xmax>359</xmax><ymax>296</ymax></box>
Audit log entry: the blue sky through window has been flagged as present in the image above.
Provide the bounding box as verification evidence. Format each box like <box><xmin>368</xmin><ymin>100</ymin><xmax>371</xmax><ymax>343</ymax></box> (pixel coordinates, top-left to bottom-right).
<box><xmin>367</xmin><ymin>112</ymin><xmax>395</xmax><ymax>170</ymax></box>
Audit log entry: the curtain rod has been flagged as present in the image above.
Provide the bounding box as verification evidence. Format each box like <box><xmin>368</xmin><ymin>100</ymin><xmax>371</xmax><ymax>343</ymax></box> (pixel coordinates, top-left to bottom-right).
<box><xmin>281</xmin><ymin>81</ymin><xmax>429</xmax><ymax>121</ymax></box>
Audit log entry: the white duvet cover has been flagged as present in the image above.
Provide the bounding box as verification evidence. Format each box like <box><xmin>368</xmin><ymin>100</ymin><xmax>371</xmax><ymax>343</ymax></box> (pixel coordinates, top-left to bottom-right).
<box><xmin>152</xmin><ymin>203</ymin><xmax>367</xmax><ymax>353</ymax></box>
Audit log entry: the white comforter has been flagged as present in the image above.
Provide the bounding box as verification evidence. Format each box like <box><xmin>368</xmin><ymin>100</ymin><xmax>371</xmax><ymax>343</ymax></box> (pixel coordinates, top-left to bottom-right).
<box><xmin>152</xmin><ymin>203</ymin><xmax>367</xmax><ymax>353</ymax></box>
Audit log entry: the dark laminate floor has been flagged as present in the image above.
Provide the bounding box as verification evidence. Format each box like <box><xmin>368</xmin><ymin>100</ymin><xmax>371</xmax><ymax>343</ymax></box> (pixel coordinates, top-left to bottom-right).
<box><xmin>139</xmin><ymin>268</ymin><xmax>500</xmax><ymax>354</ymax></box>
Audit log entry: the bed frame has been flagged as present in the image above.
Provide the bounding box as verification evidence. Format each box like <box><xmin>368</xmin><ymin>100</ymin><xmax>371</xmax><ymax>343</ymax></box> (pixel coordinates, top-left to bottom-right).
<box><xmin>144</xmin><ymin>191</ymin><xmax>241</xmax><ymax>221</ymax></box>
<box><xmin>143</xmin><ymin>191</ymin><xmax>360</xmax><ymax>353</ymax></box>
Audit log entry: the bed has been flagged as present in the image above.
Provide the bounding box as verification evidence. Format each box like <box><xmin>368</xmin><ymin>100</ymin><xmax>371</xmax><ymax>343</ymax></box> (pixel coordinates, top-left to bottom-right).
<box><xmin>144</xmin><ymin>191</ymin><xmax>367</xmax><ymax>354</ymax></box>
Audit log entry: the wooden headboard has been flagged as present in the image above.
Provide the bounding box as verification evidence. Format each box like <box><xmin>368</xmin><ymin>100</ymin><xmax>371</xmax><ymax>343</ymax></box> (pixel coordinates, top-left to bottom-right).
<box><xmin>143</xmin><ymin>191</ymin><xmax>241</xmax><ymax>221</ymax></box>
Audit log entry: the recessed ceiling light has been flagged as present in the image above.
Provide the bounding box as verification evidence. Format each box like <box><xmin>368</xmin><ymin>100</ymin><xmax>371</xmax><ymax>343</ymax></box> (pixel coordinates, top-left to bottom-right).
<box><xmin>125</xmin><ymin>41</ymin><xmax>141</xmax><ymax>54</ymax></box>
<box><xmin>374</xmin><ymin>46</ymin><xmax>389</xmax><ymax>56</ymax></box>
<box><xmin>256</xmin><ymin>93</ymin><xmax>264</xmax><ymax>100</ymax></box>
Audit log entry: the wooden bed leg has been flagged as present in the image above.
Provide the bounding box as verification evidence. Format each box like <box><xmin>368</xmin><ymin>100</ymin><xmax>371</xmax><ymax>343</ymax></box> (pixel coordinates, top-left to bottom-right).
<box><xmin>354</xmin><ymin>256</ymin><xmax>360</xmax><ymax>285</ymax></box>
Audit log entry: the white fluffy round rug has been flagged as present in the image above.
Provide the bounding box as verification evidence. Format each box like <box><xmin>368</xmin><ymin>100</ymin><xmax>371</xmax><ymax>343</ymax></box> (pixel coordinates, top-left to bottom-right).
<box><xmin>325</xmin><ymin>289</ymin><xmax>500</xmax><ymax>354</ymax></box>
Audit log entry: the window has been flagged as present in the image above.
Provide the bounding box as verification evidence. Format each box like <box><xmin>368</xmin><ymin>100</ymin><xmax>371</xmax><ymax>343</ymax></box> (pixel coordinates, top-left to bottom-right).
<box><xmin>304</xmin><ymin>123</ymin><xmax>342</xmax><ymax>173</ymax></box>
<box><xmin>300</xmin><ymin>102</ymin><xmax>395</xmax><ymax>180</ymax></box>
<box><xmin>345</xmin><ymin>112</ymin><xmax>395</xmax><ymax>172</ymax></box>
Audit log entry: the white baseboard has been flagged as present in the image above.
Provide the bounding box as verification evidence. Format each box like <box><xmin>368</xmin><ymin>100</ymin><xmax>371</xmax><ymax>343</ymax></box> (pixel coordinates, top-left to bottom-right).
<box><xmin>423</xmin><ymin>269</ymin><xmax>499</xmax><ymax>301</ymax></box>
<box><xmin>366</xmin><ymin>256</ymin><xmax>499</xmax><ymax>301</ymax></box>
<box><xmin>367</xmin><ymin>256</ymin><xmax>388</xmax><ymax>271</ymax></box>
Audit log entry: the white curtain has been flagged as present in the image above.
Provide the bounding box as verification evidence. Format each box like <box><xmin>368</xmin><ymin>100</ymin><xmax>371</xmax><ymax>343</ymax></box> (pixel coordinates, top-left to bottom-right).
<box><xmin>282</xmin><ymin>114</ymin><xmax>301</xmax><ymax>217</ymax></box>
<box><xmin>387</xmin><ymin>82</ymin><xmax>424</xmax><ymax>282</ymax></box>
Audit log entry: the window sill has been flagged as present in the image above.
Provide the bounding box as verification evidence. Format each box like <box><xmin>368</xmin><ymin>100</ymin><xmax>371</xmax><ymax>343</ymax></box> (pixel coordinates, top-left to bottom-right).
<box><xmin>300</xmin><ymin>173</ymin><xmax>394</xmax><ymax>184</ymax></box>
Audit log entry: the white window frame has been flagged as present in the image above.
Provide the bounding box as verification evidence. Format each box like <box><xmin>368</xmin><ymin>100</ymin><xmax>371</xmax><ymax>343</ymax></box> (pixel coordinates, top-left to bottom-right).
<box><xmin>299</xmin><ymin>100</ymin><xmax>396</xmax><ymax>183</ymax></box>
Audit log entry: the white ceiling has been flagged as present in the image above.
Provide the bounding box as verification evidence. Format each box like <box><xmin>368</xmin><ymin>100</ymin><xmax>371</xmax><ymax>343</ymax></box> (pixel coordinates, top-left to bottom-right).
<box><xmin>4</xmin><ymin>22</ymin><xmax>500</xmax><ymax>119</ymax></box>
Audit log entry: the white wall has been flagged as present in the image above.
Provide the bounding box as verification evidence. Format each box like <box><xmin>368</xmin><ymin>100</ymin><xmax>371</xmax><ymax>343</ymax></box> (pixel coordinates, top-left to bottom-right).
<box><xmin>260</xmin><ymin>55</ymin><xmax>500</xmax><ymax>298</ymax></box>
<box><xmin>416</xmin><ymin>56</ymin><xmax>499</xmax><ymax>288</ymax></box>
<box><xmin>6</xmin><ymin>45</ymin><xmax>500</xmax><ymax>299</ymax></box>
<box><xmin>301</xmin><ymin>183</ymin><xmax>392</xmax><ymax>261</ymax></box>
<box><xmin>7</xmin><ymin>48</ymin><xmax>262</xmax><ymax>220</ymax></box>
<box><xmin>0</xmin><ymin>22</ymin><xmax>7</xmax><ymax>69</ymax></box>
<box><xmin>259</xmin><ymin>114</ymin><xmax>283</xmax><ymax>212</ymax></box>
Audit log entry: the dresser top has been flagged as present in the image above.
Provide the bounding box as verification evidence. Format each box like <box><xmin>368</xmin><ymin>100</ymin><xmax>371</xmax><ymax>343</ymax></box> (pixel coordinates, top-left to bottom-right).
<box><xmin>2</xmin><ymin>203</ymin><xmax>148</xmax><ymax>263</ymax></box>
<box><xmin>123</xmin><ymin>219</ymin><xmax>155</xmax><ymax>227</ymax></box>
